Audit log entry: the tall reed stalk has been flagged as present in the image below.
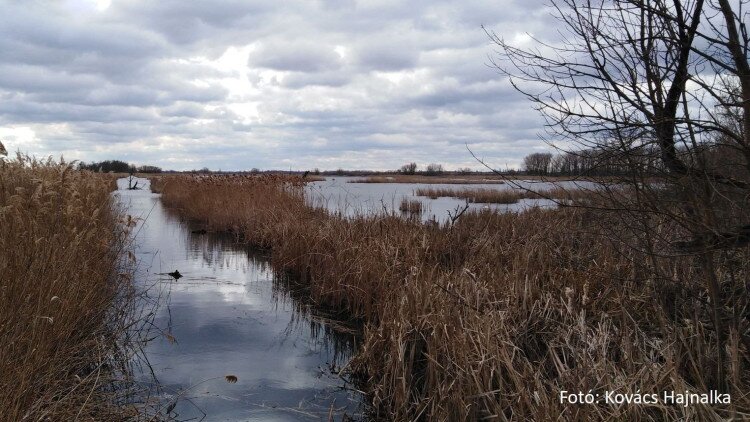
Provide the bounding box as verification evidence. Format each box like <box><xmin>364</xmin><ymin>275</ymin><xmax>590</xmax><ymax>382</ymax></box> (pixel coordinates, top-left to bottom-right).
<box><xmin>0</xmin><ymin>157</ymin><xmax>139</xmax><ymax>420</ymax></box>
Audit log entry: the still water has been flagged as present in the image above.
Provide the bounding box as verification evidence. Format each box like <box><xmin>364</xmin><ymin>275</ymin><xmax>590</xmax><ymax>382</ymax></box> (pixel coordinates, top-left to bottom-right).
<box><xmin>115</xmin><ymin>178</ymin><xmax>364</xmax><ymax>421</ymax></box>
<box><xmin>306</xmin><ymin>176</ymin><xmax>576</xmax><ymax>222</ymax></box>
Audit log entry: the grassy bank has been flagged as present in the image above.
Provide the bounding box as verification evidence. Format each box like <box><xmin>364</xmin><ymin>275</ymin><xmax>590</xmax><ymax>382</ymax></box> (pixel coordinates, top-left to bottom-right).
<box><xmin>415</xmin><ymin>186</ymin><xmax>588</xmax><ymax>204</ymax></box>
<box><xmin>351</xmin><ymin>175</ymin><xmax>508</xmax><ymax>184</ymax></box>
<box><xmin>0</xmin><ymin>158</ymin><xmax>138</xmax><ymax>420</ymax></box>
<box><xmin>349</xmin><ymin>174</ymin><xmax>597</xmax><ymax>184</ymax></box>
<box><xmin>154</xmin><ymin>174</ymin><xmax>750</xmax><ymax>420</ymax></box>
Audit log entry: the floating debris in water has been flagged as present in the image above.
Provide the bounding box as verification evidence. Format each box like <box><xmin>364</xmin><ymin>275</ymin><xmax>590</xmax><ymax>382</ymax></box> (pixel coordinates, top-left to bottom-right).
<box><xmin>157</xmin><ymin>270</ymin><xmax>183</xmax><ymax>280</ymax></box>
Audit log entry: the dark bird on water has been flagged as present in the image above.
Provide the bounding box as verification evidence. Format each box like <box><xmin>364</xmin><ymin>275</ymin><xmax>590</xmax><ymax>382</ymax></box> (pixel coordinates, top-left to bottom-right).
<box><xmin>167</xmin><ymin>270</ymin><xmax>182</xmax><ymax>280</ymax></box>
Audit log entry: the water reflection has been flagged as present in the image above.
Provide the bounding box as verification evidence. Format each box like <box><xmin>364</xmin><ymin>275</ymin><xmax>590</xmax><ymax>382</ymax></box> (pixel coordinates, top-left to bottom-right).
<box><xmin>114</xmin><ymin>178</ymin><xmax>364</xmax><ymax>421</ymax></box>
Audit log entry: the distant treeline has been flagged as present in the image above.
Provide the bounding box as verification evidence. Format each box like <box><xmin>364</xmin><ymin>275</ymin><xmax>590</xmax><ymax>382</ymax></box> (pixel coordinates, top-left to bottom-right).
<box><xmin>521</xmin><ymin>142</ymin><xmax>744</xmax><ymax>177</ymax></box>
<box><xmin>76</xmin><ymin>148</ymin><xmax>739</xmax><ymax>178</ymax></box>
<box><xmin>521</xmin><ymin>149</ymin><xmax>660</xmax><ymax>176</ymax></box>
<box><xmin>384</xmin><ymin>162</ymin><xmax>473</xmax><ymax>176</ymax></box>
<box><xmin>78</xmin><ymin>160</ymin><xmax>162</xmax><ymax>173</ymax></box>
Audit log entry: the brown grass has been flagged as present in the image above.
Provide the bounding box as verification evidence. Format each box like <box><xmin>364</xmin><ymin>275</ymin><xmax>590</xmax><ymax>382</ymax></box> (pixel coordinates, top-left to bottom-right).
<box><xmin>351</xmin><ymin>175</ymin><xmax>508</xmax><ymax>184</ymax></box>
<box><xmin>0</xmin><ymin>157</ymin><xmax>138</xmax><ymax>420</ymax></box>
<box><xmin>415</xmin><ymin>186</ymin><xmax>591</xmax><ymax>204</ymax></box>
<box><xmin>416</xmin><ymin>187</ymin><xmax>524</xmax><ymax>203</ymax></box>
<box><xmin>155</xmin><ymin>174</ymin><xmax>750</xmax><ymax>420</ymax></box>
<box><xmin>349</xmin><ymin>174</ymin><xmax>596</xmax><ymax>184</ymax></box>
<box><xmin>398</xmin><ymin>198</ymin><xmax>423</xmax><ymax>214</ymax></box>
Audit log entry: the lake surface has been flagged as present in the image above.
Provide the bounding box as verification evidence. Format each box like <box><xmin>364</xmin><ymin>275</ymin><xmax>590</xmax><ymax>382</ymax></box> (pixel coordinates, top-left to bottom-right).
<box><xmin>306</xmin><ymin>176</ymin><xmax>587</xmax><ymax>222</ymax></box>
<box><xmin>114</xmin><ymin>178</ymin><xmax>364</xmax><ymax>421</ymax></box>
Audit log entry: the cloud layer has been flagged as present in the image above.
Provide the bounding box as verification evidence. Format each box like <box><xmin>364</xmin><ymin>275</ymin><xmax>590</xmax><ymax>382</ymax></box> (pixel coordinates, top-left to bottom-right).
<box><xmin>0</xmin><ymin>0</ymin><xmax>555</xmax><ymax>170</ymax></box>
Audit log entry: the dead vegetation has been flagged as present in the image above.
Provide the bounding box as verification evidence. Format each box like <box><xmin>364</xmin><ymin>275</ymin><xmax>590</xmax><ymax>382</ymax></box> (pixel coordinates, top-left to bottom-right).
<box><xmin>351</xmin><ymin>175</ymin><xmax>507</xmax><ymax>184</ymax></box>
<box><xmin>415</xmin><ymin>186</ymin><xmax>589</xmax><ymax>204</ymax></box>
<box><xmin>0</xmin><ymin>157</ymin><xmax>140</xmax><ymax>420</ymax></box>
<box><xmin>350</xmin><ymin>174</ymin><xmax>593</xmax><ymax>184</ymax></box>
<box><xmin>398</xmin><ymin>198</ymin><xmax>423</xmax><ymax>214</ymax></box>
<box><xmin>154</xmin><ymin>173</ymin><xmax>750</xmax><ymax>420</ymax></box>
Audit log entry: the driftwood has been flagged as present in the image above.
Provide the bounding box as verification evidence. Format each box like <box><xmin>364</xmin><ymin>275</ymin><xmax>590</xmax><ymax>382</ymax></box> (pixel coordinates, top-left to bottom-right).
<box><xmin>127</xmin><ymin>175</ymin><xmax>141</xmax><ymax>190</ymax></box>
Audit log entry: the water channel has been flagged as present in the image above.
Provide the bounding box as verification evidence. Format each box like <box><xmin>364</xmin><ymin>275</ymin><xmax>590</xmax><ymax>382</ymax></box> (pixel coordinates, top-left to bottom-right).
<box><xmin>115</xmin><ymin>178</ymin><xmax>364</xmax><ymax>421</ymax></box>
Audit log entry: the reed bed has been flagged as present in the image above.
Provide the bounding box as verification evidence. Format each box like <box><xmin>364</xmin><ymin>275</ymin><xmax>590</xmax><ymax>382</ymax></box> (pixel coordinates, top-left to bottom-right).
<box><xmin>398</xmin><ymin>198</ymin><xmax>423</xmax><ymax>214</ymax></box>
<box><xmin>0</xmin><ymin>157</ymin><xmax>139</xmax><ymax>420</ymax></box>
<box><xmin>416</xmin><ymin>187</ymin><xmax>523</xmax><ymax>203</ymax></box>
<box><xmin>350</xmin><ymin>174</ymin><xmax>587</xmax><ymax>184</ymax></box>
<box><xmin>351</xmin><ymin>175</ymin><xmax>507</xmax><ymax>184</ymax></box>
<box><xmin>415</xmin><ymin>186</ymin><xmax>591</xmax><ymax>204</ymax></box>
<box><xmin>155</xmin><ymin>174</ymin><xmax>750</xmax><ymax>420</ymax></box>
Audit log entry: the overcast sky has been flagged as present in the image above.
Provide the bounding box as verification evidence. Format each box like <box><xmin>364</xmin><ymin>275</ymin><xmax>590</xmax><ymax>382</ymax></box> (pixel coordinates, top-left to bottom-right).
<box><xmin>0</xmin><ymin>0</ymin><xmax>557</xmax><ymax>171</ymax></box>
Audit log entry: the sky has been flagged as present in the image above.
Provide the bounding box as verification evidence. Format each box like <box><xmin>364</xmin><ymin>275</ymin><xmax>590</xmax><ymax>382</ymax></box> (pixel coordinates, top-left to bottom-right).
<box><xmin>0</xmin><ymin>0</ymin><xmax>558</xmax><ymax>171</ymax></box>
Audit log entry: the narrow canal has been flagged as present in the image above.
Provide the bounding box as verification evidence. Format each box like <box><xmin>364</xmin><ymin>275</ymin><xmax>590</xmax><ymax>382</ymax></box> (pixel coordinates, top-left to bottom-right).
<box><xmin>115</xmin><ymin>178</ymin><xmax>364</xmax><ymax>421</ymax></box>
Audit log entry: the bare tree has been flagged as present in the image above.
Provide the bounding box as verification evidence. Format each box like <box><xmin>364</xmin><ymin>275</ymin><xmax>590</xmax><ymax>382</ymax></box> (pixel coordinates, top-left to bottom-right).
<box><xmin>400</xmin><ymin>162</ymin><xmax>418</xmax><ymax>175</ymax></box>
<box><xmin>425</xmin><ymin>163</ymin><xmax>444</xmax><ymax>175</ymax></box>
<box><xmin>488</xmin><ymin>0</ymin><xmax>750</xmax><ymax>389</ymax></box>
<box><xmin>523</xmin><ymin>152</ymin><xmax>553</xmax><ymax>175</ymax></box>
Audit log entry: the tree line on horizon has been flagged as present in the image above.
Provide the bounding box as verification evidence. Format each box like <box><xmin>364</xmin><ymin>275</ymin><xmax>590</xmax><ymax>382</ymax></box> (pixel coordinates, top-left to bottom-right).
<box><xmin>521</xmin><ymin>139</ymin><xmax>747</xmax><ymax>177</ymax></box>
<box><xmin>78</xmin><ymin>159</ymin><xmax>162</xmax><ymax>174</ymax></box>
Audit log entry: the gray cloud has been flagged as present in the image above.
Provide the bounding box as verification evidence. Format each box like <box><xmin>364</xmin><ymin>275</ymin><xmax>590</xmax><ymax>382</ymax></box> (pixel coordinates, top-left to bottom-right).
<box><xmin>249</xmin><ymin>41</ymin><xmax>343</xmax><ymax>72</ymax></box>
<box><xmin>353</xmin><ymin>35</ymin><xmax>419</xmax><ymax>71</ymax></box>
<box><xmin>0</xmin><ymin>0</ymin><xmax>554</xmax><ymax>170</ymax></box>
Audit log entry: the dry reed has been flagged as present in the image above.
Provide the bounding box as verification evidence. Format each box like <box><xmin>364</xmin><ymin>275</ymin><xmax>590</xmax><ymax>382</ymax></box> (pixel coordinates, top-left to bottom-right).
<box><xmin>351</xmin><ymin>175</ymin><xmax>507</xmax><ymax>184</ymax></box>
<box><xmin>0</xmin><ymin>157</ymin><xmax>139</xmax><ymax>420</ymax></box>
<box><xmin>350</xmin><ymin>174</ymin><xmax>587</xmax><ymax>184</ymax></box>
<box><xmin>155</xmin><ymin>174</ymin><xmax>750</xmax><ymax>420</ymax></box>
<box><xmin>416</xmin><ymin>186</ymin><xmax>591</xmax><ymax>204</ymax></box>
<box><xmin>398</xmin><ymin>198</ymin><xmax>423</xmax><ymax>214</ymax></box>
